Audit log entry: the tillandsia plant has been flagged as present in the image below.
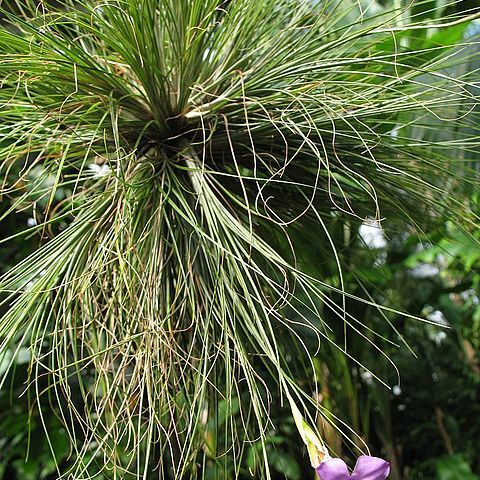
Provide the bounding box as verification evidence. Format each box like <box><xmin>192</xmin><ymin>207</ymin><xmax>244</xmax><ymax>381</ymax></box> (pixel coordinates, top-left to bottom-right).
<box><xmin>0</xmin><ymin>0</ymin><xmax>479</xmax><ymax>478</ymax></box>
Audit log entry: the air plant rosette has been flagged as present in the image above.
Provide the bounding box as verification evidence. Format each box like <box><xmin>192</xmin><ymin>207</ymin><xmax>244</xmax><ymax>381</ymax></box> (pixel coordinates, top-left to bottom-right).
<box><xmin>0</xmin><ymin>0</ymin><xmax>479</xmax><ymax>478</ymax></box>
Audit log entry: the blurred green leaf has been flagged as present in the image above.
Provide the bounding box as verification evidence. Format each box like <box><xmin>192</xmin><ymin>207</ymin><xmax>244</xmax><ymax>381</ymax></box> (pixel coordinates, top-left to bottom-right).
<box><xmin>11</xmin><ymin>459</ymin><xmax>38</xmax><ymax>480</ymax></box>
<box><xmin>269</xmin><ymin>450</ymin><xmax>301</xmax><ymax>480</ymax></box>
<box><xmin>436</xmin><ymin>455</ymin><xmax>479</xmax><ymax>480</ymax></box>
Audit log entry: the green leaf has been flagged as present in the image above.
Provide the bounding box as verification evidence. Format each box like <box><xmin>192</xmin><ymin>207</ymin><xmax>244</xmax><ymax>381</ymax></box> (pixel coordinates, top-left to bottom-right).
<box><xmin>436</xmin><ymin>455</ymin><xmax>479</xmax><ymax>480</ymax></box>
<box><xmin>269</xmin><ymin>451</ymin><xmax>301</xmax><ymax>480</ymax></box>
<box><xmin>11</xmin><ymin>459</ymin><xmax>39</xmax><ymax>480</ymax></box>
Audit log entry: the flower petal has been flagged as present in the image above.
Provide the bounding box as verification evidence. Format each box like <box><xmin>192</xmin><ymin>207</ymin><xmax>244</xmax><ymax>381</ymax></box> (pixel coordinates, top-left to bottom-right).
<box><xmin>351</xmin><ymin>455</ymin><xmax>390</xmax><ymax>480</ymax></box>
<box><xmin>316</xmin><ymin>458</ymin><xmax>350</xmax><ymax>480</ymax></box>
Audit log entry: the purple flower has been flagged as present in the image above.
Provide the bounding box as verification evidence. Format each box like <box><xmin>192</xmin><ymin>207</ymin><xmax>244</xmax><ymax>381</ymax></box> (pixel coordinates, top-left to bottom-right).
<box><xmin>316</xmin><ymin>455</ymin><xmax>390</xmax><ymax>480</ymax></box>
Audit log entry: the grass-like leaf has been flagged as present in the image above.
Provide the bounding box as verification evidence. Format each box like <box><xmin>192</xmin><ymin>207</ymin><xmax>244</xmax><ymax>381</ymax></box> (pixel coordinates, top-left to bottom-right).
<box><xmin>0</xmin><ymin>1</ymin><xmax>479</xmax><ymax>478</ymax></box>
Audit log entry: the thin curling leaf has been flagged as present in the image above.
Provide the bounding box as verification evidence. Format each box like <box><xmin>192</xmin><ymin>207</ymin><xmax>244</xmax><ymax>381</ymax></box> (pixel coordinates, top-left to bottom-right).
<box><xmin>0</xmin><ymin>1</ymin><xmax>479</xmax><ymax>479</ymax></box>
